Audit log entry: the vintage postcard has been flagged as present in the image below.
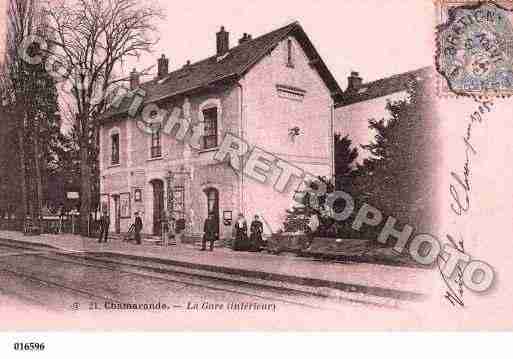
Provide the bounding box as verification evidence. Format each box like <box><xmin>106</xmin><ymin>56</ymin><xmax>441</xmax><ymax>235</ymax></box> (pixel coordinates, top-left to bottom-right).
<box><xmin>0</xmin><ymin>0</ymin><xmax>512</xmax><ymax>336</ymax></box>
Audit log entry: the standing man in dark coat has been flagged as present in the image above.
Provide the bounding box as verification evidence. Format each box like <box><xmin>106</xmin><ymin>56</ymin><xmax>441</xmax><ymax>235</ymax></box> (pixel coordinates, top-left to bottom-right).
<box><xmin>134</xmin><ymin>212</ymin><xmax>143</xmax><ymax>245</ymax></box>
<box><xmin>201</xmin><ymin>213</ymin><xmax>218</xmax><ymax>251</ymax></box>
<box><xmin>98</xmin><ymin>210</ymin><xmax>110</xmax><ymax>243</ymax></box>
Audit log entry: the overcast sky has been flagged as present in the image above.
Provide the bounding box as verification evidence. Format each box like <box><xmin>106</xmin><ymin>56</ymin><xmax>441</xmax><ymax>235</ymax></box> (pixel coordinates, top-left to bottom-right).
<box><xmin>127</xmin><ymin>0</ymin><xmax>436</xmax><ymax>88</ymax></box>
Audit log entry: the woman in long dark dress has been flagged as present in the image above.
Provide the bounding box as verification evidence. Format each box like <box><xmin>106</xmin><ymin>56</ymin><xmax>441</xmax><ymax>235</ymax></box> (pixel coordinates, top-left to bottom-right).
<box><xmin>249</xmin><ymin>215</ymin><xmax>264</xmax><ymax>251</ymax></box>
<box><xmin>233</xmin><ymin>213</ymin><xmax>248</xmax><ymax>251</ymax></box>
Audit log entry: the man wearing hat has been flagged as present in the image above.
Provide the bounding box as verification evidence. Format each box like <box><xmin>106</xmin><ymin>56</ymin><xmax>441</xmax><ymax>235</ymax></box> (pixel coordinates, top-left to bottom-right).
<box><xmin>201</xmin><ymin>213</ymin><xmax>218</xmax><ymax>251</ymax></box>
<box><xmin>134</xmin><ymin>212</ymin><xmax>143</xmax><ymax>245</ymax></box>
<box><xmin>98</xmin><ymin>209</ymin><xmax>110</xmax><ymax>243</ymax></box>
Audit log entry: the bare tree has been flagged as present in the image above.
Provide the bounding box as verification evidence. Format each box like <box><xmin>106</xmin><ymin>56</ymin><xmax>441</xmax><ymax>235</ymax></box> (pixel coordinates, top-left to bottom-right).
<box><xmin>45</xmin><ymin>0</ymin><xmax>163</xmax><ymax>235</ymax></box>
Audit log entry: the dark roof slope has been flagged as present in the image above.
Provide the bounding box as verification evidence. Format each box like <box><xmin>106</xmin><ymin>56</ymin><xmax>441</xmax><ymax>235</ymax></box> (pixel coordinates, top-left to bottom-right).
<box><xmin>335</xmin><ymin>66</ymin><xmax>433</xmax><ymax>108</ymax></box>
<box><xmin>0</xmin><ymin>107</ymin><xmax>14</xmax><ymax>135</ymax></box>
<box><xmin>103</xmin><ymin>21</ymin><xmax>343</xmax><ymax>120</ymax></box>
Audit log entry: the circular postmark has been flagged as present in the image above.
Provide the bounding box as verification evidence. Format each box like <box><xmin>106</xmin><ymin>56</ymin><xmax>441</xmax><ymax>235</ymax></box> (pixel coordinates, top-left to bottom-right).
<box><xmin>436</xmin><ymin>2</ymin><xmax>513</xmax><ymax>98</ymax></box>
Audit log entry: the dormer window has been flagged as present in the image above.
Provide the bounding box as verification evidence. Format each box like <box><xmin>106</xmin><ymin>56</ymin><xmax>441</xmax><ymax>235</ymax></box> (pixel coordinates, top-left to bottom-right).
<box><xmin>111</xmin><ymin>133</ymin><xmax>119</xmax><ymax>165</ymax></box>
<box><xmin>286</xmin><ymin>38</ymin><xmax>294</xmax><ymax>68</ymax></box>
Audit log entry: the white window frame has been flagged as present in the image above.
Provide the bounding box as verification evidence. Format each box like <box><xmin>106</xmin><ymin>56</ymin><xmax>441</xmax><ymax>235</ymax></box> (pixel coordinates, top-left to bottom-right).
<box><xmin>108</xmin><ymin>127</ymin><xmax>121</xmax><ymax>166</ymax></box>
<box><xmin>198</xmin><ymin>98</ymin><xmax>222</xmax><ymax>151</ymax></box>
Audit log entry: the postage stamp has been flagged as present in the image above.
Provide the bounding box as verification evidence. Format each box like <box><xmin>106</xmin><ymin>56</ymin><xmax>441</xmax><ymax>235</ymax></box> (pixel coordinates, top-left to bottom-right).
<box><xmin>436</xmin><ymin>0</ymin><xmax>513</xmax><ymax>97</ymax></box>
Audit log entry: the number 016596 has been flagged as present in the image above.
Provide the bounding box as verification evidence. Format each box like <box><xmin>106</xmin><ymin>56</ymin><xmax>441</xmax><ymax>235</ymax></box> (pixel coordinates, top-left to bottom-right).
<box><xmin>13</xmin><ymin>342</ymin><xmax>46</xmax><ymax>351</ymax></box>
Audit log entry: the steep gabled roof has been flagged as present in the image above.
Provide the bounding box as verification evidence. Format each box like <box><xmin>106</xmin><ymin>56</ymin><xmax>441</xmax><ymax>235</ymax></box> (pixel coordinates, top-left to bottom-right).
<box><xmin>335</xmin><ymin>66</ymin><xmax>433</xmax><ymax>108</ymax></box>
<box><xmin>102</xmin><ymin>21</ymin><xmax>343</xmax><ymax>120</ymax></box>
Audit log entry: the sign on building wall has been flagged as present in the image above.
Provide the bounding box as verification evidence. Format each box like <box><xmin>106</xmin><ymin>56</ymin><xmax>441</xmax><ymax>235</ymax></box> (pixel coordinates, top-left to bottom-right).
<box><xmin>172</xmin><ymin>186</ymin><xmax>185</xmax><ymax>219</ymax></box>
<box><xmin>66</xmin><ymin>192</ymin><xmax>79</xmax><ymax>199</ymax></box>
<box><xmin>134</xmin><ymin>188</ymin><xmax>142</xmax><ymax>202</ymax></box>
<box><xmin>119</xmin><ymin>192</ymin><xmax>131</xmax><ymax>218</ymax></box>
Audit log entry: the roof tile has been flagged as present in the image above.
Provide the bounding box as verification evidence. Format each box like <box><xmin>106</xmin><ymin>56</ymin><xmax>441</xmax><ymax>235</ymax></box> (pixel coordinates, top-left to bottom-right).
<box><xmin>103</xmin><ymin>22</ymin><xmax>301</xmax><ymax>119</ymax></box>
<box><xmin>336</xmin><ymin>67</ymin><xmax>434</xmax><ymax>107</ymax></box>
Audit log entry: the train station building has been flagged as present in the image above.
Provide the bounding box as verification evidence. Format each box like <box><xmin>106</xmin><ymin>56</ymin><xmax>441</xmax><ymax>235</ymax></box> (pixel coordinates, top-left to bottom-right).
<box><xmin>99</xmin><ymin>20</ymin><xmax>433</xmax><ymax>241</ymax></box>
<box><xmin>99</xmin><ymin>21</ymin><xmax>342</xmax><ymax>239</ymax></box>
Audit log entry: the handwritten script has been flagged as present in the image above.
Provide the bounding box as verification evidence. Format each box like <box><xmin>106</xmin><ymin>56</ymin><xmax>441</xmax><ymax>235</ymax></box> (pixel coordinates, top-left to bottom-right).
<box><xmin>443</xmin><ymin>101</ymin><xmax>493</xmax><ymax>307</ymax></box>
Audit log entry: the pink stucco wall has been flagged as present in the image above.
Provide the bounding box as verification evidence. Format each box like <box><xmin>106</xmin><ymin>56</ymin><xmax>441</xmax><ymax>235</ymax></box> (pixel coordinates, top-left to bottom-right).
<box><xmin>99</xmin><ymin>35</ymin><xmax>336</xmax><ymax>237</ymax></box>
<box><xmin>99</xmin><ymin>85</ymin><xmax>242</xmax><ymax>238</ymax></box>
<box><xmin>240</xmin><ymin>35</ymin><xmax>333</xmax><ymax>233</ymax></box>
<box><xmin>334</xmin><ymin>91</ymin><xmax>408</xmax><ymax>163</ymax></box>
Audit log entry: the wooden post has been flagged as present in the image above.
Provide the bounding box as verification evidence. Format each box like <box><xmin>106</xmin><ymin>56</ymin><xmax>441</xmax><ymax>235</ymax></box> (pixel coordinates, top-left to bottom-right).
<box><xmin>161</xmin><ymin>220</ymin><xmax>165</xmax><ymax>245</ymax></box>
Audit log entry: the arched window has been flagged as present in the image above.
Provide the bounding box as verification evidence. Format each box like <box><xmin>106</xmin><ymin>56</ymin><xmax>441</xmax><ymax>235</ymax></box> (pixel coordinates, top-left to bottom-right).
<box><xmin>204</xmin><ymin>187</ymin><xmax>220</xmax><ymax>236</ymax></box>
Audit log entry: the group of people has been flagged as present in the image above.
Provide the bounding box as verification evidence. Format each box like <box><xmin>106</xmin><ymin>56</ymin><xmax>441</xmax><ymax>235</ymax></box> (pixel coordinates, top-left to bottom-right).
<box><xmin>99</xmin><ymin>209</ymin><xmax>265</xmax><ymax>253</ymax></box>
<box><xmin>233</xmin><ymin>213</ymin><xmax>264</xmax><ymax>252</ymax></box>
<box><xmin>202</xmin><ymin>213</ymin><xmax>264</xmax><ymax>252</ymax></box>
<box><xmin>98</xmin><ymin>210</ymin><xmax>143</xmax><ymax>244</ymax></box>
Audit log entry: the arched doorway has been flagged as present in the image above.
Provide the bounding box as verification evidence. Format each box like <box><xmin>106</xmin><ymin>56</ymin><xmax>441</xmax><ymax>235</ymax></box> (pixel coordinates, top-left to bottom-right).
<box><xmin>204</xmin><ymin>188</ymin><xmax>219</xmax><ymax>237</ymax></box>
<box><xmin>150</xmin><ymin>179</ymin><xmax>164</xmax><ymax>235</ymax></box>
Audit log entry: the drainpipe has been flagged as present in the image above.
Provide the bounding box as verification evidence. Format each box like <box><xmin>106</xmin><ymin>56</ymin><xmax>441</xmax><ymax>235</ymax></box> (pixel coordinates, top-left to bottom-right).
<box><xmin>330</xmin><ymin>100</ymin><xmax>335</xmax><ymax>183</ymax></box>
<box><xmin>236</xmin><ymin>82</ymin><xmax>244</xmax><ymax>216</ymax></box>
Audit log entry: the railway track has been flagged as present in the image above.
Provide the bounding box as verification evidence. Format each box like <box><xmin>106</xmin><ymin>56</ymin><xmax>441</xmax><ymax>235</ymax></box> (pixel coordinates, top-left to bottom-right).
<box><xmin>0</xmin><ymin>241</ymin><xmax>393</xmax><ymax>311</ymax></box>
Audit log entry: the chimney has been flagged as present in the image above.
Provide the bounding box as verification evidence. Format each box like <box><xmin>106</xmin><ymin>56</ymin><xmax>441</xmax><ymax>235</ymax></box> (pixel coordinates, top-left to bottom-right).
<box><xmin>238</xmin><ymin>33</ymin><xmax>252</xmax><ymax>44</ymax></box>
<box><xmin>157</xmin><ymin>54</ymin><xmax>169</xmax><ymax>79</ymax></box>
<box><xmin>129</xmin><ymin>68</ymin><xmax>139</xmax><ymax>90</ymax></box>
<box><xmin>346</xmin><ymin>71</ymin><xmax>363</xmax><ymax>93</ymax></box>
<box><xmin>216</xmin><ymin>26</ymin><xmax>229</xmax><ymax>56</ymax></box>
